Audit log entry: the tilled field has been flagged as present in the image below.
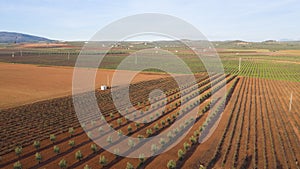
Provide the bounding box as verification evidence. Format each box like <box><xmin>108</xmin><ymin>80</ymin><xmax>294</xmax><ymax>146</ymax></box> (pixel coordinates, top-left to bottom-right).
<box><xmin>0</xmin><ymin>74</ymin><xmax>299</xmax><ymax>169</ymax></box>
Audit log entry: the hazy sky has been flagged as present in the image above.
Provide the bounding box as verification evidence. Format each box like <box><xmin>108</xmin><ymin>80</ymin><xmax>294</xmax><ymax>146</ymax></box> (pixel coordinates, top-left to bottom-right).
<box><xmin>0</xmin><ymin>0</ymin><xmax>299</xmax><ymax>41</ymax></box>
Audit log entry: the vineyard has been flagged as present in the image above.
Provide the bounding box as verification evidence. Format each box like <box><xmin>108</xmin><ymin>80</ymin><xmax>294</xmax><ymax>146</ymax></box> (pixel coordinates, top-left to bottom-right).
<box><xmin>0</xmin><ymin>41</ymin><xmax>299</xmax><ymax>169</ymax></box>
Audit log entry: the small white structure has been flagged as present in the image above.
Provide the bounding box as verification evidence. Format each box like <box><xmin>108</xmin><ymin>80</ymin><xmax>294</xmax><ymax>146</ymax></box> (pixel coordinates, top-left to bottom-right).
<box><xmin>100</xmin><ymin>85</ymin><xmax>107</xmax><ymax>91</ymax></box>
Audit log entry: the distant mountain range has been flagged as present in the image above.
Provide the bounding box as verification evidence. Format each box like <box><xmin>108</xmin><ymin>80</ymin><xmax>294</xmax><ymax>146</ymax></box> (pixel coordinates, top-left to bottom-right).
<box><xmin>0</xmin><ymin>32</ymin><xmax>55</xmax><ymax>43</ymax></box>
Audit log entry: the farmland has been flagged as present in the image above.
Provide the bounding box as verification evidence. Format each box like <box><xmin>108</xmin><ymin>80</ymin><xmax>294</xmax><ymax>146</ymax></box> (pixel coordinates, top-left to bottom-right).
<box><xmin>0</xmin><ymin>41</ymin><xmax>299</xmax><ymax>169</ymax></box>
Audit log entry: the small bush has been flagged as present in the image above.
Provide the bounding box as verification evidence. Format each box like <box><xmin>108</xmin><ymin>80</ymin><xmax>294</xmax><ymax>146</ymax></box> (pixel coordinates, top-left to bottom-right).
<box><xmin>153</xmin><ymin>123</ymin><xmax>159</xmax><ymax>131</ymax></box>
<box><xmin>139</xmin><ymin>154</ymin><xmax>145</xmax><ymax>165</ymax></box>
<box><xmin>114</xmin><ymin>148</ymin><xmax>120</xmax><ymax>157</ymax></box>
<box><xmin>126</xmin><ymin>162</ymin><xmax>134</xmax><ymax>169</ymax></box>
<box><xmin>117</xmin><ymin>130</ymin><xmax>123</xmax><ymax>137</ymax></box>
<box><xmin>183</xmin><ymin>142</ymin><xmax>190</xmax><ymax>151</ymax></box>
<box><xmin>99</xmin><ymin>155</ymin><xmax>107</xmax><ymax>166</ymax></box>
<box><xmin>87</xmin><ymin>131</ymin><xmax>93</xmax><ymax>138</ymax></box>
<box><xmin>15</xmin><ymin>146</ymin><xmax>22</xmax><ymax>157</ymax></box>
<box><xmin>58</xmin><ymin>159</ymin><xmax>67</xmax><ymax>169</ymax></box>
<box><xmin>84</xmin><ymin>164</ymin><xmax>91</xmax><ymax>169</ymax></box>
<box><xmin>135</xmin><ymin>123</ymin><xmax>140</xmax><ymax>128</ymax></box>
<box><xmin>68</xmin><ymin>127</ymin><xmax>74</xmax><ymax>137</ymax></box>
<box><xmin>75</xmin><ymin>150</ymin><xmax>83</xmax><ymax>161</ymax></box>
<box><xmin>13</xmin><ymin>161</ymin><xmax>22</xmax><ymax>169</ymax></box>
<box><xmin>167</xmin><ymin>117</ymin><xmax>171</xmax><ymax>124</ymax></box>
<box><xmin>167</xmin><ymin>160</ymin><xmax>176</xmax><ymax>169</ymax></box>
<box><xmin>151</xmin><ymin>144</ymin><xmax>158</xmax><ymax>154</ymax></box>
<box><xmin>127</xmin><ymin>125</ymin><xmax>133</xmax><ymax>134</ymax></box>
<box><xmin>35</xmin><ymin>152</ymin><xmax>42</xmax><ymax>163</ymax></box>
<box><xmin>178</xmin><ymin>149</ymin><xmax>185</xmax><ymax>160</ymax></box>
<box><xmin>128</xmin><ymin>139</ymin><xmax>135</xmax><ymax>148</ymax></box>
<box><xmin>167</xmin><ymin>131</ymin><xmax>173</xmax><ymax>139</ymax></box>
<box><xmin>117</xmin><ymin>118</ymin><xmax>122</xmax><ymax>126</ymax></box>
<box><xmin>50</xmin><ymin>134</ymin><xmax>56</xmax><ymax>143</ymax></box>
<box><xmin>107</xmin><ymin>136</ymin><xmax>113</xmax><ymax>144</ymax></box>
<box><xmin>69</xmin><ymin>140</ymin><xmax>75</xmax><ymax>147</ymax></box>
<box><xmin>91</xmin><ymin>144</ymin><xmax>97</xmax><ymax>153</ymax></box>
<box><xmin>190</xmin><ymin>136</ymin><xmax>197</xmax><ymax>145</ymax></box>
<box><xmin>137</xmin><ymin>135</ymin><xmax>144</xmax><ymax>141</ymax></box>
<box><xmin>33</xmin><ymin>140</ymin><xmax>40</xmax><ymax>150</ymax></box>
<box><xmin>146</xmin><ymin>129</ymin><xmax>153</xmax><ymax>136</ymax></box>
<box><xmin>54</xmin><ymin>145</ymin><xmax>60</xmax><ymax>154</ymax></box>
<box><xmin>159</xmin><ymin>138</ymin><xmax>166</xmax><ymax>146</ymax></box>
<box><xmin>161</xmin><ymin>120</ymin><xmax>166</xmax><ymax>127</ymax></box>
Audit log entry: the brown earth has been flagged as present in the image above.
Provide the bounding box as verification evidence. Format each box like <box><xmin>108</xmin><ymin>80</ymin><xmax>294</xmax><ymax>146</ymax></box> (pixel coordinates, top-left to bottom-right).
<box><xmin>0</xmin><ymin>62</ymin><xmax>170</xmax><ymax>109</ymax></box>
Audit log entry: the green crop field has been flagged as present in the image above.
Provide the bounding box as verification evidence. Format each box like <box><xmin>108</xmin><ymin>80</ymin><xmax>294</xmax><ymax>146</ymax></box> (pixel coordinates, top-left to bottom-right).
<box><xmin>0</xmin><ymin>41</ymin><xmax>299</xmax><ymax>82</ymax></box>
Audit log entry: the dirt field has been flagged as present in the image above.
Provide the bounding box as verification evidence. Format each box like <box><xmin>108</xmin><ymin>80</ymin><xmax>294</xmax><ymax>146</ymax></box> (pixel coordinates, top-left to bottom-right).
<box><xmin>0</xmin><ymin>62</ymin><xmax>170</xmax><ymax>109</ymax></box>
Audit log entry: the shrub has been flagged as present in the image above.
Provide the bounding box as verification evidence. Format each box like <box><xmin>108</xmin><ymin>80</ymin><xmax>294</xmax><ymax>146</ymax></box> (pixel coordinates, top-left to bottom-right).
<box><xmin>87</xmin><ymin>131</ymin><xmax>93</xmax><ymax>138</ymax></box>
<box><xmin>135</xmin><ymin>123</ymin><xmax>140</xmax><ymax>128</ymax></box>
<box><xmin>167</xmin><ymin>131</ymin><xmax>173</xmax><ymax>139</ymax></box>
<box><xmin>35</xmin><ymin>152</ymin><xmax>42</xmax><ymax>163</ymax></box>
<box><xmin>58</xmin><ymin>159</ymin><xmax>67</xmax><ymax>169</ymax></box>
<box><xmin>139</xmin><ymin>154</ymin><xmax>145</xmax><ymax>165</ymax></box>
<box><xmin>128</xmin><ymin>139</ymin><xmax>135</xmax><ymax>149</ymax></box>
<box><xmin>13</xmin><ymin>161</ymin><xmax>22</xmax><ymax>169</ymax></box>
<box><xmin>68</xmin><ymin>127</ymin><xmax>74</xmax><ymax>137</ymax></box>
<box><xmin>98</xmin><ymin>127</ymin><xmax>104</xmax><ymax>134</ymax></box>
<box><xmin>167</xmin><ymin>160</ymin><xmax>176</xmax><ymax>169</ymax></box>
<box><xmin>190</xmin><ymin>136</ymin><xmax>197</xmax><ymax>145</ymax></box>
<box><xmin>113</xmin><ymin>148</ymin><xmax>120</xmax><ymax>157</ymax></box>
<box><xmin>143</xmin><ymin>118</ymin><xmax>147</xmax><ymax>123</ymax></box>
<box><xmin>50</xmin><ymin>134</ymin><xmax>56</xmax><ymax>143</ymax></box>
<box><xmin>183</xmin><ymin>142</ymin><xmax>191</xmax><ymax>151</ymax></box>
<box><xmin>75</xmin><ymin>150</ymin><xmax>83</xmax><ymax>161</ymax></box>
<box><xmin>199</xmin><ymin>164</ymin><xmax>206</xmax><ymax>169</ymax></box>
<box><xmin>107</xmin><ymin>136</ymin><xmax>113</xmax><ymax>144</ymax></box>
<box><xmin>91</xmin><ymin>144</ymin><xmax>97</xmax><ymax>153</ymax></box>
<box><xmin>127</xmin><ymin>125</ymin><xmax>133</xmax><ymax>134</ymax></box>
<box><xmin>81</xmin><ymin>123</ymin><xmax>86</xmax><ymax>129</ymax></box>
<box><xmin>178</xmin><ymin>149</ymin><xmax>185</xmax><ymax>160</ymax></box>
<box><xmin>117</xmin><ymin>118</ymin><xmax>122</xmax><ymax>126</ymax></box>
<box><xmin>84</xmin><ymin>164</ymin><xmax>91</xmax><ymax>169</ymax></box>
<box><xmin>151</xmin><ymin>144</ymin><xmax>158</xmax><ymax>154</ymax></box>
<box><xmin>172</xmin><ymin>114</ymin><xmax>176</xmax><ymax>120</ymax></box>
<box><xmin>159</xmin><ymin>138</ymin><xmax>166</xmax><ymax>146</ymax></box>
<box><xmin>33</xmin><ymin>140</ymin><xmax>40</xmax><ymax>150</ymax></box>
<box><xmin>117</xmin><ymin>130</ymin><xmax>123</xmax><ymax>137</ymax></box>
<box><xmin>15</xmin><ymin>146</ymin><xmax>22</xmax><ymax>157</ymax></box>
<box><xmin>91</xmin><ymin>120</ymin><xmax>96</xmax><ymax>126</ymax></box>
<box><xmin>137</xmin><ymin>135</ymin><xmax>144</xmax><ymax>141</ymax></box>
<box><xmin>126</xmin><ymin>162</ymin><xmax>134</xmax><ymax>169</ymax></box>
<box><xmin>150</xmin><ymin>115</ymin><xmax>154</xmax><ymax>121</ymax></box>
<box><xmin>54</xmin><ymin>145</ymin><xmax>60</xmax><ymax>154</ymax></box>
<box><xmin>179</xmin><ymin>124</ymin><xmax>185</xmax><ymax>131</ymax></box>
<box><xmin>153</xmin><ymin>123</ymin><xmax>159</xmax><ymax>131</ymax></box>
<box><xmin>167</xmin><ymin>117</ymin><xmax>171</xmax><ymax>124</ymax></box>
<box><xmin>194</xmin><ymin>130</ymin><xmax>200</xmax><ymax>137</ymax></box>
<box><xmin>146</xmin><ymin>129</ymin><xmax>153</xmax><ymax>136</ymax></box>
<box><xmin>161</xmin><ymin>120</ymin><xmax>166</xmax><ymax>127</ymax></box>
<box><xmin>173</xmin><ymin>128</ymin><xmax>179</xmax><ymax>135</ymax></box>
<box><xmin>69</xmin><ymin>140</ymin><xmax>75</xmax><ymax>147</ymax></box>
<box><xmin>99</xmin><ymin>155</ymin><xmax>107</xmax><ymax>166</ymax></box>
<box><xmin>110</xmin><ymin>113</ymin><xmax>114</xmax><ymax>118</ymax></box>
<box><xmin>133</xmin><ymin>112</ymin><xmax>137</xmax><ymax>118</ymax></box>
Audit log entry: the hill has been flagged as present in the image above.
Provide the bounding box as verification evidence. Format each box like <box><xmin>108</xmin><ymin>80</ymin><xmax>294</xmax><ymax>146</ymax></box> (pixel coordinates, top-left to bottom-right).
<box><xmin>0</xmin><ymin>31</ymin><xmax>54</xmax><ymax>43</ymax></box>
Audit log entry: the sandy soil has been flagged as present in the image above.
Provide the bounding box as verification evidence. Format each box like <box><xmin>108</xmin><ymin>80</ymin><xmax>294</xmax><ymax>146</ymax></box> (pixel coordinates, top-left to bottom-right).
<box><xmin>0</xmin><ymin>62</ymin><xmax>169</xmax><ymax>109</ymax></box>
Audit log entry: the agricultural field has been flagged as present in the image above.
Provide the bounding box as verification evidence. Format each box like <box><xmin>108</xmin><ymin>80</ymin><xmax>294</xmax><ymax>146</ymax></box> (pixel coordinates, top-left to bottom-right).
<box><xmin>0</xmin><ymin>41</ymin><xmax>299</xmax><ymax>169</ymax></box>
